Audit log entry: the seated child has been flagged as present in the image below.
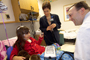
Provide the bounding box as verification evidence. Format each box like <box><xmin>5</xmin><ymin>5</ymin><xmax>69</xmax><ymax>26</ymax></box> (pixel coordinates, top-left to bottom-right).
<box><xmin>10</xmin><ymin>26</ymin><xmax>63</xmax><ymax>60</ymax></box>
<box><xmin>10</xmin><ymin>26</ymin><xmax>45</xmax><ymax>60</ymax></box>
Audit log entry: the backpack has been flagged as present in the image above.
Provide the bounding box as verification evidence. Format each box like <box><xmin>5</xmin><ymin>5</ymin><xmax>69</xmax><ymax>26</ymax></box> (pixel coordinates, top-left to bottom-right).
<box><xmin>6</xmin><ymin>46</ymin><xmax>13</xmax><ymax>60</ymax></box>
<box><xmin>59</xmin><ymin>51</ymin><xmax>74</xmax><ymax>60</ymax></box>
<box><xmin>0</xmin><ymin>41</ymin><xmax>6</xmax><ymax>60</ymax></box>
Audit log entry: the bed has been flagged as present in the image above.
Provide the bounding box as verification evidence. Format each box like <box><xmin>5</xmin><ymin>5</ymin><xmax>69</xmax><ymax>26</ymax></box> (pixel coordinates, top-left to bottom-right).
<box><xmin>1</xmin><ymin>36</ymin><xmax>17</xmax><ymax>60</ymax></box>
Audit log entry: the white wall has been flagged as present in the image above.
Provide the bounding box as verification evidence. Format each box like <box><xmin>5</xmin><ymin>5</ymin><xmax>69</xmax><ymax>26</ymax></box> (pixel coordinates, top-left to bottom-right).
<box><xmin>35</xmin><ymin>0</ymin><xmax>90</xmax><ymax>31</ymax></box>
<box><xmin>0</xmin><ymin>0</ymin><xmax>33</xmax><ymax>40</ymax></box>
<box><xmin>0</xmin><ymin>0</ymin><xmax>15</xmax><ymax>22</ymax></box>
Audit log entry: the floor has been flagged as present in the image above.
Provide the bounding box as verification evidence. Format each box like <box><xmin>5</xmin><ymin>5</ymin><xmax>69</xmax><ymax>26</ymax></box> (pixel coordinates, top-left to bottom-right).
<box><xmin>61</xmin><ymin>42</ymin><xmax>75</xmax><ymax>53</ymax></box>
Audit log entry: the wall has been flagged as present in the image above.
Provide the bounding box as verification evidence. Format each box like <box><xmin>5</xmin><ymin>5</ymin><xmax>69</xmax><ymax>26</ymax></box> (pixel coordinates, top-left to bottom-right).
<box><xmin>0</xmin><ymin>0</ymin><xmax>33</xmax><ymax>40</ymax></box>
<box><xmin>0</xmin><ymin>0</ymin><xmax>15</xmax><ymax>22</ymax></box>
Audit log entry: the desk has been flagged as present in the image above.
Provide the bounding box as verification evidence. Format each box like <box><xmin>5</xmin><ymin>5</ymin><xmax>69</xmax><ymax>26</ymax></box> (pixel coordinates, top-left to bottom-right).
<box><xmin>61</xmin><ymin>43</ymin><xmax>75</xmax><ymax>52</ymax></box>
<box><xmin>60</xmin><ymin>31</ymin><xmax>76</xmax><ymax>39</ymax></box>
<box><xmin>59</xmin><ymin>30</ymin><xmax>76</xmax><ymax>52</ymax></box>
<box><xmin>60</xmin><ymin>30</ymin><xmax>77</xmax><ymax>43</ymax></box>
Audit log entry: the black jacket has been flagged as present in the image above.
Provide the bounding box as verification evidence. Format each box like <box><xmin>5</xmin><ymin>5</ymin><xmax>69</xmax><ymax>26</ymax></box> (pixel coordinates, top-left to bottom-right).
<box><xmin>39</xmin><ymin>14</ymin><xmax>61</xmax><ymax>45</ymax></box>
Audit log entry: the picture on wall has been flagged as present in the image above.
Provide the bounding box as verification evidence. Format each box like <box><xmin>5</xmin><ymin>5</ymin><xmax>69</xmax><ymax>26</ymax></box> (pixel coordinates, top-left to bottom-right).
<box><xmin>63</xmin><ymin>4</ymin><xmax>73</xmax><ymax>21</ymax></box>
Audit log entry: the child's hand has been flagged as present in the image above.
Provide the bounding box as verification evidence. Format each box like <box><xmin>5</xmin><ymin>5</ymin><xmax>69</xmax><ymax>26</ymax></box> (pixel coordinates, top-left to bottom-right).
<box><xmin>13</xmin><ymin>56</ymin><xmax>26</xmax><ymax>60</ymax></box>
<box><xmin>40</xmin><ymin>32</ymin><xmax>44</xmax><ymax>38</ymax></box>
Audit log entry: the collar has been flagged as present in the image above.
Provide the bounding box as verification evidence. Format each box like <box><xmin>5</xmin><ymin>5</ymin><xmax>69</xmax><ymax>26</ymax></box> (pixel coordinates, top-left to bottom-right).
<box><xmin>83</xmin><ymin>11</ymin><xmax>90</xmax><ymax>22</ymax></box>
<box><xmin>44</xmin><ymin>13</ymin><xmax>53</xmax><ymax>18</ymax></box>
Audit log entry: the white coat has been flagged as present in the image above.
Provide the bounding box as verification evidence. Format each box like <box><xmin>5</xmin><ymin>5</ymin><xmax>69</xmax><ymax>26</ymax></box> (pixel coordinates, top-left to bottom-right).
<box><xmin>74</xmin><ymin>11</ymin><xmax>90</xmax><ymax>60</ymax></box>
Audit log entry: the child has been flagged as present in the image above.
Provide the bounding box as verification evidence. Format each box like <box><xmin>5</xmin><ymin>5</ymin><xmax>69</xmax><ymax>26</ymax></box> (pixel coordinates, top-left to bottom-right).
<box><xmin>10</xmin><ymin>26</ymin><xmax>45</xmax><ymax>60</ymax></box>
<box><xmin>17</xmin><ymin>50</ymin><xmax>30</xmax><ymax>60</ymax></box>
<box><xmin>29</xmin><ymin>54</ymin><xmax>41</xmax><ymax>60</ymax></box>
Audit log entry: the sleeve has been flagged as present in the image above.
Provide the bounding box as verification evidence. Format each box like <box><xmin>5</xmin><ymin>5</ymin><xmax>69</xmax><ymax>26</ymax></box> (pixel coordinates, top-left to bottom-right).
<box><xmin>39</xmin><ymin>17</ymin><xmax>47</xmax><ymax>32</ymax></box>
<box><xmin>74</xmin><ymin>26</ymin><xmax>90</xmax><ymax>60</ymax></box>
<box><xmin>54</xmin><ymin>15</ymin><xmax>61</xmax><ymax>29</ymax></box>
<box><xmin>10</xmin><ymin>45</ymin><xmax>18</xmax><ymax>60</ymax></box>
<box><xmin>37</xmin><ymin>37</ymin><xmax>44</xmax><ymax>45</ymax></box>
<box><xmin>30</xmin><ymin>37</ymin><xmax>43</xmax><ymax>45</ymax></box>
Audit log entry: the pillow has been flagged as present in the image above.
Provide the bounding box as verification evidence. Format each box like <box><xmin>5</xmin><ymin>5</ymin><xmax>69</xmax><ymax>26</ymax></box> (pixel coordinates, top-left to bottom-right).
<box><xmin>0</xmin><ymin>41</ymin><xmax>7</xmax><ymax>60</ymax></box>
<box><xmin>2</xmin><ymin>39</ymin><xmax>17</xmax><ymax>46</ymax></box>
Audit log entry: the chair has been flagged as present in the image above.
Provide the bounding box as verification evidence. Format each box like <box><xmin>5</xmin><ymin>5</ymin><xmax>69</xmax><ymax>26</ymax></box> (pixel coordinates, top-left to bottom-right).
<box><xmin>59</xmin><ymin>33</ymin><xmax>64</xmax><ymax>45</ymax></box>
<box><xmin>58</xmin><ymin>30</ymin><xmax>64</xmax><ymax>45</ymax></box>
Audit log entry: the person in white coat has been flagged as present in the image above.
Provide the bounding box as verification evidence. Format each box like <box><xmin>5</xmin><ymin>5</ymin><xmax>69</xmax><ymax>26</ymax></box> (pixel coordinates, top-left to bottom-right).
<box><xmin>67</xmin><ymin>1</ymin><xmax>90</xmax><ymax>60</ymax></box>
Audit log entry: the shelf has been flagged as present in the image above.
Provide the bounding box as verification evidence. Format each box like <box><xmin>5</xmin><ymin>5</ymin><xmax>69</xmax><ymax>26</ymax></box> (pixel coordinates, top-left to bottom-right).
<box><xmin>0</xmin><ymin>21</ymin><xmax>16</xmax><ymax>24</ymax></box>
<box><xmin>11</xmin><ymin>0</ymin><xmax>39</xmax><ymax>23</ymax></box>
<box><xmin>19</xmin><ymin>20</ymin><xmax>39</xmax><ymax>22</ymax></box>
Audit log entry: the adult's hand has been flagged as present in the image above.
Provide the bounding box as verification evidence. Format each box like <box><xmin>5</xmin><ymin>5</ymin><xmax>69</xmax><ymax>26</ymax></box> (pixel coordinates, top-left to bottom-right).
<box><xmin>51</xmin><ymin>23</ymin><xmax>56</xmax><ymax>29</ymax></box>
<box><xmin>46</xmin><ymin>26</ymin><xmax>52</xmax><ymax>31</ymax></box>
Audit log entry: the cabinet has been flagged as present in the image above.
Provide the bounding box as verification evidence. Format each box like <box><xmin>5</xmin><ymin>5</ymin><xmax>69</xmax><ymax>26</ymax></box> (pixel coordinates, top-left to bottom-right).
<box><xmin>11</xmin><ymin>0</ymin><xmax>39</xmax><ymax>22</ymax></box>
<box><xmin>19</xmin><ymin>0</ymin><xmax>31</xmax><ymax>11</ymax></box>
<box><xmin>30</xmin><ymin>0</ymin><xmax>39</xmax><ymax>12</ymax></box>
<box><xmin>19</xmin><ymin>0</ymin><xmax>39</xmax><ymax>13</ymax></box>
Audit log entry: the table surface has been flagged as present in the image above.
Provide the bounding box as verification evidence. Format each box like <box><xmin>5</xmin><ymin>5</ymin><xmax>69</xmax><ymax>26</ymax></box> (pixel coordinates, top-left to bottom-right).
<box><xmin>61</xmin><ymin>42</ymin><xmax>75</xmax><ymax>52</ymax></box>
<box><xmin>59</xmin><ymin>31</ymin><xmax>77</xmax><ymax>39</ymax></box>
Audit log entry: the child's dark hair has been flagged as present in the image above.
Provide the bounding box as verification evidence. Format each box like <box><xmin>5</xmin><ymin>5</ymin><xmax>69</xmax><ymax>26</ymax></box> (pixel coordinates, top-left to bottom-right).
<box><xmin>17</xmin><ymin>50</ymin><xmax>30</xmax><ymax>60</ymax></box>
<box><xmin>29</xmin><ymin>54</ymin><xmax>41</xmax><ymax>60</ymax></box>
<box><xmin>13</xmin><ymin>26</ymin><xmax>30</xmax><ymax>51</ymax></box>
